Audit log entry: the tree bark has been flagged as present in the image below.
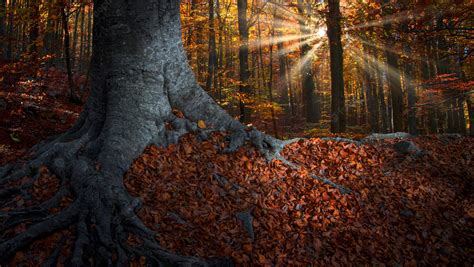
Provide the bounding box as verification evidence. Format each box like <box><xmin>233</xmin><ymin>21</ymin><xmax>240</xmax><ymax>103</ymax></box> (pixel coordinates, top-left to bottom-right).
<box><xmin>363</xmin><ymin>42</ymin><xmax>379</xmax><ymax>133</ymax></box>
<box><xmin>382</xmin><ymin>0</ymin><xmax>404</xmax><ymax>132</ymax></box>
<box><xmin>402</xmin><ymin>42</ymin><xmax>417</xmax><ymax>135</ymax></box>
<box><xmin>5</xmin><ymin>0</ymin><xmax>15</xmax><ymax>60</ymax></box>
<box><xmin>326</xmin><ymin>0</ymin><xmax>346</xmax><ymax>133</ymax></box>
<box><xmin>61</xmin><ymin>3</ymin><xmax>79</xmax><ymax>103</ymax></box>
<box><xmin>0</xmin><ymin>0</ymin><xmax>6</xmax><ymax>57</ymax></box>
<box><xmin>467</xmin><ymin>95</ymin><xmax>474</xmax><ymax>136</ymax></box>
<box><xmin>297</xmin><ymin>0</ymin><xmax>320</xmax><ymax>123</ymax></box>
<box><xmin>422</xmin><ymin>44</ymin><xmax>438</xmax><ymax>134</ymax></box>
<box><xmin>372</xmin><ymin>47</ymin><xmax>388</xmax><ymax>133</ymax></box>
<box><xmin>237</xmin><ymin>0</ymin><xmax>251</xmax><ymax>122</ymax></box>
<box><xmin>206</xmin><ymin>0</ymin><xmax>218</xmax><ymax>95</ymax></box>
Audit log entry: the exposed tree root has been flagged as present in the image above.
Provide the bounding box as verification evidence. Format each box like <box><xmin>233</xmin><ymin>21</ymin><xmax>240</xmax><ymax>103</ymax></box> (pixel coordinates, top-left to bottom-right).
<box><xmin>0</xmin><ymin>112</ymin><xmax>238</xmax><ymax>266</ymax></box>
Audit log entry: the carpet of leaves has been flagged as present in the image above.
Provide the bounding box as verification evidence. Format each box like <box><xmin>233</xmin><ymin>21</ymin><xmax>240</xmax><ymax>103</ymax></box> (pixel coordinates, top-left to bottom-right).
<box><xmin>124</xmin><ymin>133</ymin><xmax>473</xmax><ymax>266</ymax></box>
<box><xmin>0</xmin><ymin>60</ymin><xmax>83</xmax><ymax>165</ymax></box>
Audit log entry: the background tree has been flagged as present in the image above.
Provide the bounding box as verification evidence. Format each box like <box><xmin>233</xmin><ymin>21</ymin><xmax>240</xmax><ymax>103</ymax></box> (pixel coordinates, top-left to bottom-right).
<box><xmin>326</xmin><ymin>0</ymin><xmax>346</xmax><ymax>133</ymax></box>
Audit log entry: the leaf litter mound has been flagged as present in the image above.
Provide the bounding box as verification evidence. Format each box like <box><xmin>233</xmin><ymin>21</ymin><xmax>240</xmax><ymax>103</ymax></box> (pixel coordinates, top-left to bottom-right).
<box><xmin>124</xmin><ymin>133</ymin><xmax>473</xmax><ymax>266</ymax></box>
<box><xmin>2</xmin><ymin>132</ymin><xmax>473</xmax><ymax>266</ymax></box>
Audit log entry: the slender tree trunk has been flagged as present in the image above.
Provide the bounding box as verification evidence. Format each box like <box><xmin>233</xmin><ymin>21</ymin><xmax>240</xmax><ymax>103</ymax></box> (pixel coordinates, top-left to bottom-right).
<box><xmin>402</xmin><ymin>41</ymin><xmax>417</xmax><ymax>135</ymax></box>
<box><xmin>78</xmin><ymin>5</ymin><xmax>86</xmax><ymax>73</ymax></box>
<box><xmin>371</xmin><ymin>48</ymin><xmax>388</xmax><ymax>133</ymax></box>
<box><xmin>326</xmin><ymin>0</ymin><xmax>346</xmax><ymax>133</ymax></box>
<box><xmin>71</xmin><ymin>5</ymin><xmax>81</xmax><ymax>69</ymax></box>
<box><xmin>186</xmin><ymin>0</ymin><xmax>197</xmax><ymax>62</ymax></box>
<box><xmin>382</xmin><ymin>1</ymin><xmax>404</xmax><ymax>132</ymax></box>
<box><xmin>267</xmin><ymin>30</ymin><xmax>279</xmax><ymax>137</ymax></box>
<box><xmin>61</xmin><ymin>3</ymin><xmax>79</xmax><ymax>103</ymax></box>
<box><xmin>206</xmin><ymin>0</ymin><xmax>218</xmax><ymax>95</ymax></box>
<box><xmin>363</xmin><ymin>42</ymin><xmax>379</xmax><ymax>133</ymax></box>
<box><xmin>276</xmin><ymin>34</ymin><xmax>289</xmax><ymax>106</ymax></box>
<box><xmin>467</xmin><ymin>95</ymin><xmax>474</xmax><ymax>136</ymax></box>
<box><xmin>0</xmin><ymin>0</ymin><xmax>6</xmax><ymax>57</ymax></box>
<box><xmin>237</xmin><ymin>0</ymin><xmax>250</xmax><ymax>122</ymax></box>
<box><xmin>296</xmin><ymin>0</ymin><xmax>320</xmax><ymax>123</ymax></box>
<box><xmin>456</xmin><ymin>97</ymin><xmax>466</xmax><ymax>134</ymax></box>
<box><xmin>28</xmin><ymin>0</ymin><xmax>40</xmax><ymax>64</ymax></box>
<box><xmin>6</xmin><ymin>0</ymin><xmax>15</xmax><ymax>60</ymax></box>
<box><xmin>422</xmin><ymin>44</ymin><xmax>438</xmax><ymax>134</ymax></box>
<box><xmin>285</xmin><ymin>57</ymin><xmax>296</xmax><ymax>117</ymax></box>
<box><xmin>447</xmin><ymin>100</ymin><xmax>455</xmax><ymax>133</ymax></box>
<box><xmin>85</xmin><ymin>6</ymin><xmax>92</xmax><ymax>65</ymax></box>
<box><xmin>215</xmin><ymin>0</ymin><xmax>224</xmax><ymax>102</ymax></box>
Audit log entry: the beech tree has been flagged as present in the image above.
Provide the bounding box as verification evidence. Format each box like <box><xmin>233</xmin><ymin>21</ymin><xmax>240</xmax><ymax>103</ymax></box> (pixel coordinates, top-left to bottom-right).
<box><xmin>0</xmin><ymin>0</ymin><xmax>285</xmax><ymax>265</ymax></box>
<box><xmin>326</xmin><ymin>0</ymin><xmax>346</xmax><ymax>133</ymax></box>
<box><xmin>237</xmin><ymin>0</ymin><xmax>251</xmax><ymax>122</ymax></box>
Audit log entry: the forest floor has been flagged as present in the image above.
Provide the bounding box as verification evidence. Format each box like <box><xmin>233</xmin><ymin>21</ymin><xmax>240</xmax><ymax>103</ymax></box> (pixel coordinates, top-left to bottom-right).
<box><xmin>1</xmin><ymin>63</ymin><xmax>473</xmax><ymax>266</ymax></box>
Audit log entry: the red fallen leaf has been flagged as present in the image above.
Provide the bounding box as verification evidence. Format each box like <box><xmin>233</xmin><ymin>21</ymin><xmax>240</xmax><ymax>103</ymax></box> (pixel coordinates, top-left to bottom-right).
<box><xmin>243</xmin><ymin>244</ymin><xmax>252</xmax><ymax>253</ymax></box>
<box><xmin>246</xmin><ymin>161</ymin><xmax>252</xmax><ymax>170</ymax></box>
<box><xmin>322</xmin><ymin>192</ymin><xmax>329</xmax><ymax>201</ymax></box>
<box><xmin>183</xmin><ymin>144</ymin><xmax>193</xmax><ymax>154</ymax></box>
<box><xmin>160</xmin><ymin>193</ymin><xmax>171</xmax><ymax>201</ymax></box>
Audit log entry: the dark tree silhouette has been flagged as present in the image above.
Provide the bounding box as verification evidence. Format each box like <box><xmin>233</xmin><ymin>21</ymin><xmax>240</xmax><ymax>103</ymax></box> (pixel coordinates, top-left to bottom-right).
<box><xmin>326</xmin><ymin>0</ymin><xmax>346</xmax><ymax>133</ymax></box>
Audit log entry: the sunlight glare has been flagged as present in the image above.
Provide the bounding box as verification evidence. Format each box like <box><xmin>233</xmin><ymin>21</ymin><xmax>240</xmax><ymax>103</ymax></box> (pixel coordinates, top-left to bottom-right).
<box><xmin>249</xmin><ymin>33</ymin><xmax>314</xmax><ymax>49</ymax></box>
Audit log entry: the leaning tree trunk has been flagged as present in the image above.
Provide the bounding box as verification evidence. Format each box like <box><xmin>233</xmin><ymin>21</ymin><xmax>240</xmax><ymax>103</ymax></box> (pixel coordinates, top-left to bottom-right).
<box><xmin>0</xmin><ymin>1</ymin><xmax>287</xmax><ymax>265</ymax></box>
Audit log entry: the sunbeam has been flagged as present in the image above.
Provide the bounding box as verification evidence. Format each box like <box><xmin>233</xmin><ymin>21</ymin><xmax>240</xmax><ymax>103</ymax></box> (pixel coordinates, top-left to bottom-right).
<box><xmin>350</xmin><ymin>35</ymin><xmax>421</xmax><ymax>60</ymax></box>
<box><xmin>265</xmin><ymin>0</ymin><xmax>310</xmax><ymax>24</ymax></box>
<box><xmin>289</xmin><ymin>41</ymin><xmax>323</xmax><ymax>80</ymax></box>
<box><xmin>248</xmin><ymin>33</ymin><xmax>314</xmax><ymax>49</ymax></box>
<box><xmin>346</xmin><ymin>8</ymin><xmax>428</xmax><ymax>30</ymax></box>
<box><xmin>277</xmin><ymin>36</ymin><xmax>319</xmax><ymax>56</ymax></box>
<box><xmin>347</xmin><ymin>48</ymin><xmax>413</xmax><ymax>85</ymax></box>
<box><xmin>272</xmin><ymin>18</ymin><xmax>311</xmax><ymax>31</ymax></box>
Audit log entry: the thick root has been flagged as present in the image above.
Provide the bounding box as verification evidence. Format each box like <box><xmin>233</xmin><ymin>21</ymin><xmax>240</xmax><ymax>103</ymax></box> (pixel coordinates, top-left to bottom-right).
<box><xmin>0</xmin><ymin>121</ymin><xmax>233</xmax><ymax>266</ymax></box>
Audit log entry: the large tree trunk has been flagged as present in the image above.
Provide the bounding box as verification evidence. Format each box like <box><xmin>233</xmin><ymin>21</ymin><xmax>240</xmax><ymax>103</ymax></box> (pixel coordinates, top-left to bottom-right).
<box><xmin>326</xmin><ymin>0</ymin><xmax>346</xmax><ymax>133</ymax></box>
<box><xmin>1</xmin><ymin>1</ymin><xmax>275</xmax><ymax>265</ymax></box>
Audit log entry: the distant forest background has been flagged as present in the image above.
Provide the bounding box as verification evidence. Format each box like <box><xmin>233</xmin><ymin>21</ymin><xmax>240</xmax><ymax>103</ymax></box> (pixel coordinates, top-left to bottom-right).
<box><xmin>0</xmin><ymin>0</ymin><xmax>472</xmax><ymax>138</ymax></box>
